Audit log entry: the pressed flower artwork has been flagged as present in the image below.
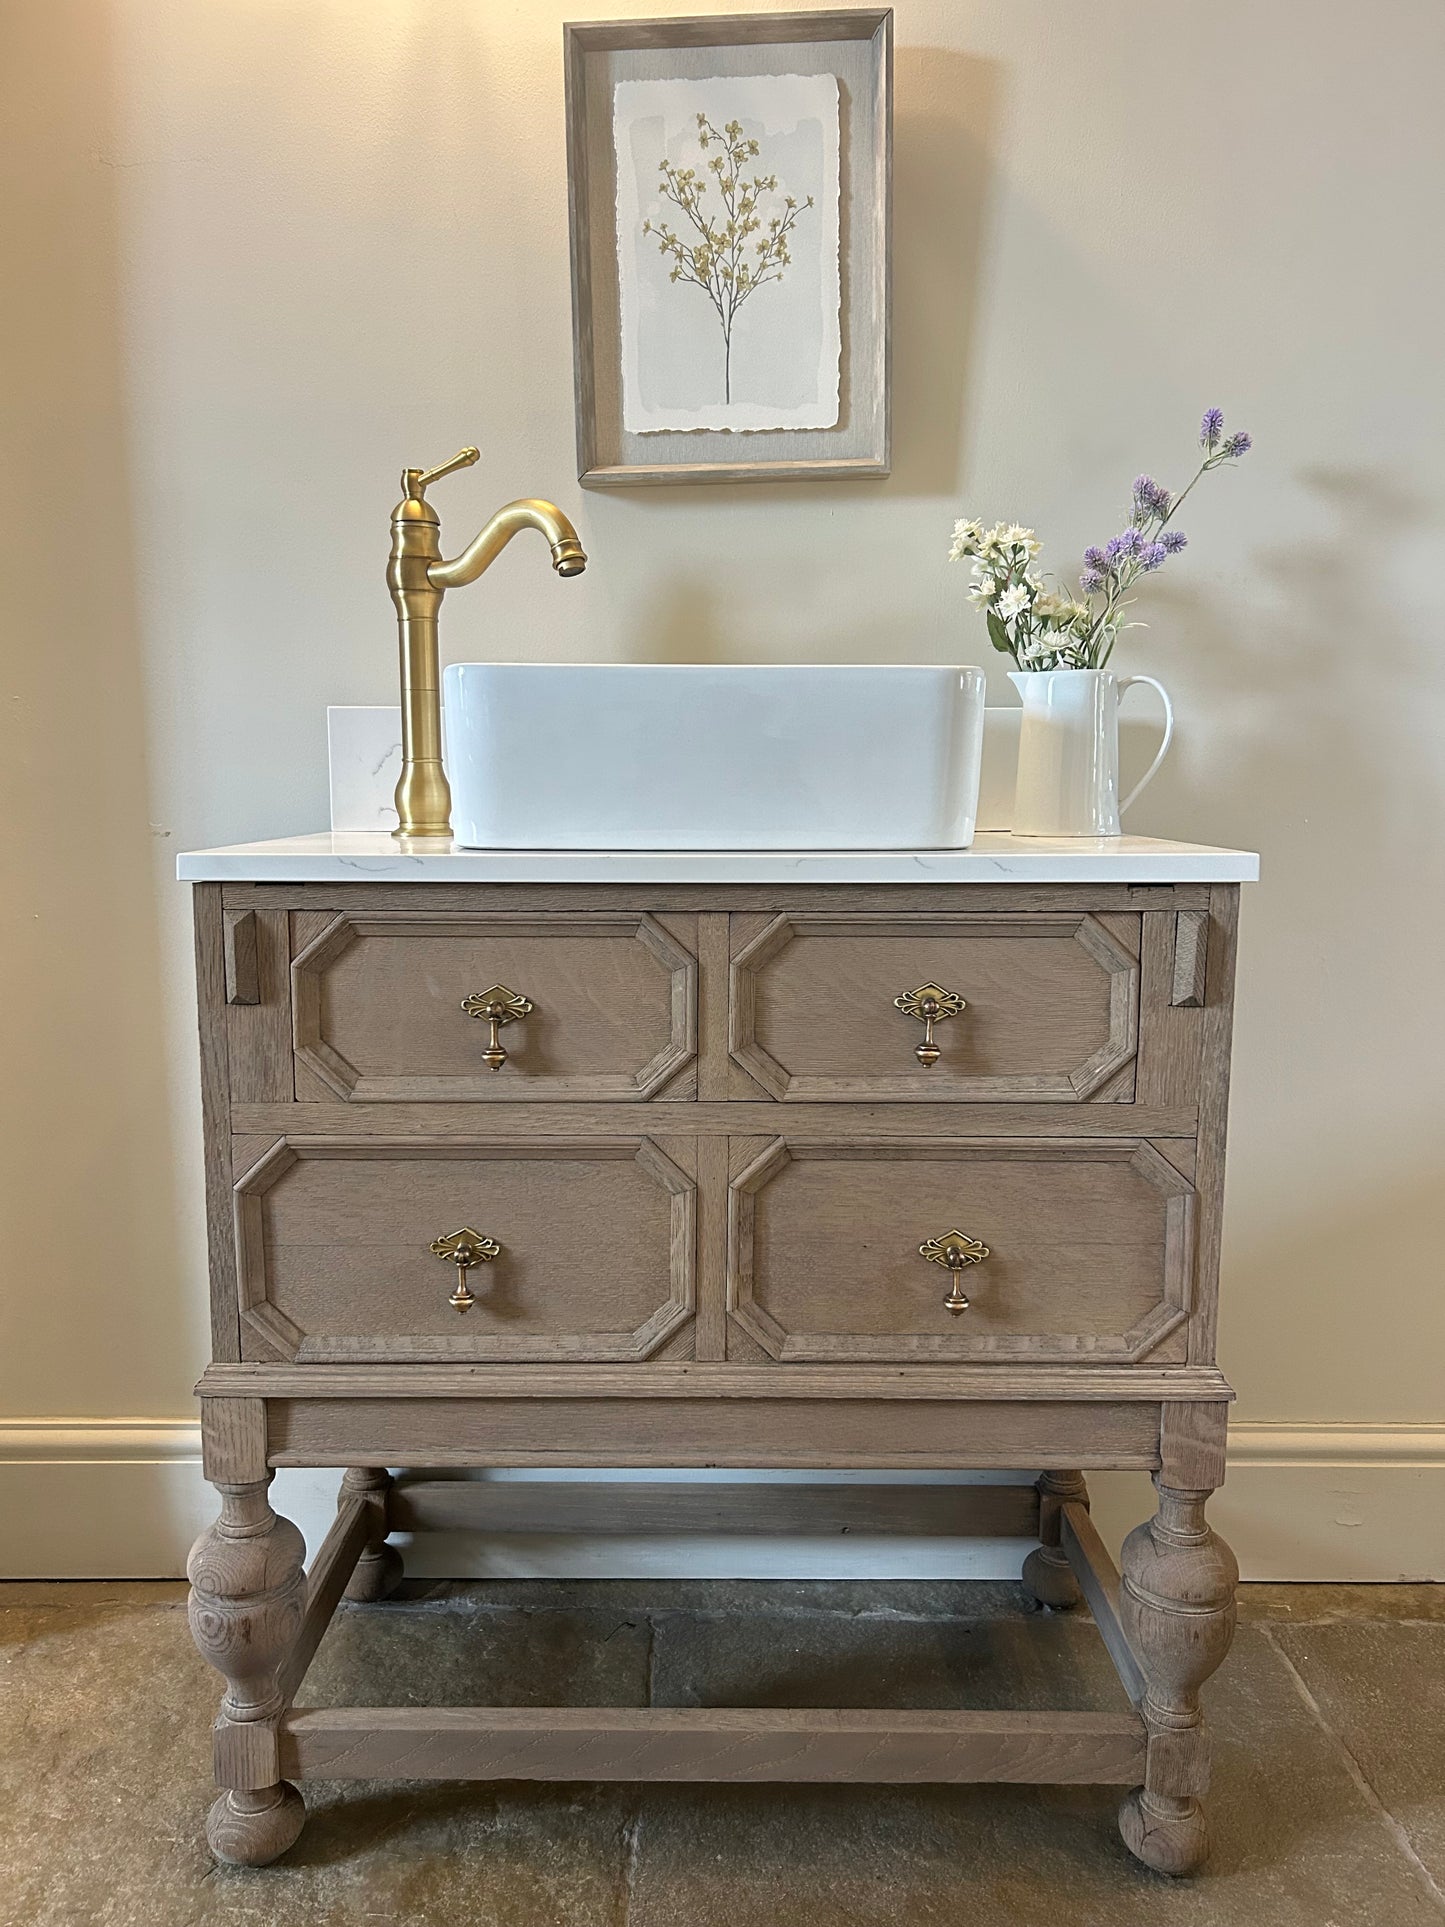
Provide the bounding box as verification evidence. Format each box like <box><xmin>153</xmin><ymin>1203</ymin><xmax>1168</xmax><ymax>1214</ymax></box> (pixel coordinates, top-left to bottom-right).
<box><xmin>614</xmin><ymin>73</ymin><xmax>841</xmax><ymax>433</ymax></box>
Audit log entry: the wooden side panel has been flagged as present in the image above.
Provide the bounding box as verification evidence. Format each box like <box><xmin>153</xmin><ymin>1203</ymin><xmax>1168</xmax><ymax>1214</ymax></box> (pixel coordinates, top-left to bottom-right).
<box><xmin>1190</xmin><ymin>887</ymin><xmax>1241</xmax><ymax>1365</ymax></box>
<box><xmin>1134</xmin><ymin>911</ymin><xmax>1205</xmax><ymax>1111</ymax></box>
<box><xmin>193</xmin><ymin>883</ymin><xmax>241</xmax><ymax>1360</ymax></box>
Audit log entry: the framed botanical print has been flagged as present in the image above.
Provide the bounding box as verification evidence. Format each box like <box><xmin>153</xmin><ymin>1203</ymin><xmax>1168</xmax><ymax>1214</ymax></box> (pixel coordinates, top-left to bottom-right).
<box><xmin>564</xmin><ymin>10</ymin><xmax>892</xmax><ymax>486</ymax></box>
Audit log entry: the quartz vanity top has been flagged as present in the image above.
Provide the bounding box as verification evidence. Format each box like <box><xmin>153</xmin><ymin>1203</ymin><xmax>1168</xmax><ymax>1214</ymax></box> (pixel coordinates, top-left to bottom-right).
<box><xmin>176</xmin><ymin>831</ymin><xmax>1259</xmax><ymax>885</ymax></box>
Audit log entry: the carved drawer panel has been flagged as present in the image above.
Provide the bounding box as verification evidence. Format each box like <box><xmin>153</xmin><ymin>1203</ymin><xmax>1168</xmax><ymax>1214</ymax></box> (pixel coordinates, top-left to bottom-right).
<box><xmin>728</xmin><ymin>1137</ymin><xmax>1193</xmax><ymax>1364</ymax></box>
<box><xmin>730</xmin><ymin>914</ymin><xmax>1139</xmax><ymax>1102</ymax></box>
<box><xmin>292</xmin><ymin>913</ymin><xmax>696</xmax><ymax>1101</ymax></box>
<box><xmin>234</xmin><ymin>1136</ymin><xmax>695</xmax><ymax>1363</ymax></box>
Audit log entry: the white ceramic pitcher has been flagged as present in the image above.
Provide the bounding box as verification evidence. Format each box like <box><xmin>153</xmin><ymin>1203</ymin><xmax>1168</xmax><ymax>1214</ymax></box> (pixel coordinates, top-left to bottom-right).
<box><xmin>1008</xmin><ymin>669</ymin><xmax>1174</xmax><ymax>837</ymax></box>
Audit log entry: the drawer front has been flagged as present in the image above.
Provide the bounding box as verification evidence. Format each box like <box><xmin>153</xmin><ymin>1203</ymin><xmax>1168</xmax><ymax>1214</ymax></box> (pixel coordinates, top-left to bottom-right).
<box><xmin>727</xmin><ymin>1137</ymin><xmax>1192</xmax><ymax>1363</ymax></box>
<box><xmin>234</xmin><ymin>1136</ymin><xmax>695</xmax><ymax>1362</ymax></box>
<box><xmin>292</xmin><ymin>913</ymin><xmax>696</xmax><ymax>1101</ymax></box>
<box><xmin>730</xmin><ymin>914</ymin><xmax>1139</xmax><ymax>1101</ymax></box>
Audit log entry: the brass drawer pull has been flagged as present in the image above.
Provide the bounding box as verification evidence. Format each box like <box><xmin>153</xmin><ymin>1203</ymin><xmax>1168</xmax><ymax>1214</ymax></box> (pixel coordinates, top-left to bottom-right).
<box><xmin>461</xmin><ymin>984</ymin><xmax>534</xmax><ymax>1071</ymax></box>
<box><xmin>919</xmin><ymin>1229</ymin><xmax>990</xmax><ymax>1316</ymax></box>
<box><xmin>893</xmin><ymin>983</ymin><xmax>967</xmax><ymax>1068</ymax></box>
<box><xmin>430</xmin><ymin>1227</ymin><xmax>501</xmax><ymax>1312</ymax></box>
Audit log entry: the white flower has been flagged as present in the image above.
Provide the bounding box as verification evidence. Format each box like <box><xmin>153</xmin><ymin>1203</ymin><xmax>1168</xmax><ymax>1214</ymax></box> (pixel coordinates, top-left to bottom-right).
<box><xmin>1001</xmin><ymin>523</ymin><xmax>1041</xmax><ymax>556</ymax></box>
<box><xmin>968</xmin><ymin>578</ymin><xmax>994</xmax><ymax>605</ymax></box>
<box><xmin>996</xmin><ymin>583</ymin><xmax>1031</xmax><ymax>622</ymax></box>
<box><xmin>948</xmin><ymin>516</ymin><xmax>983</xmax><ymax>562</ymax></box>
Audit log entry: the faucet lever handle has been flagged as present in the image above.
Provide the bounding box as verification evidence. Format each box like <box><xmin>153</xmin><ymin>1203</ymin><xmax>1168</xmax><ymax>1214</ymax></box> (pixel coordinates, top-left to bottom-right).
<box><xmin>405</xmin><ymin>447</ymin><xmax>481</xmax><ymax>500</ymax></box>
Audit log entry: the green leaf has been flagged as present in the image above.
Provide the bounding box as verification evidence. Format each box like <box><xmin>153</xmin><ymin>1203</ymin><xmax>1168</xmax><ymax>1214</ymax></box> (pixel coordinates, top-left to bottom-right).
<box><xmin>986</xmin><ymin>609</ymin><xmax>1011</xmax><ymax>655</ymax></box>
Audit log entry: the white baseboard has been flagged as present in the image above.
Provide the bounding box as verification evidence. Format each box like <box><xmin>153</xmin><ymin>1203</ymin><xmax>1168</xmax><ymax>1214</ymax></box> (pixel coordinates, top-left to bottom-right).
<box><xmin>1</xmin><ymin>1420</ymin><xmax>1441</xmax><ymax>1582</ymax></box>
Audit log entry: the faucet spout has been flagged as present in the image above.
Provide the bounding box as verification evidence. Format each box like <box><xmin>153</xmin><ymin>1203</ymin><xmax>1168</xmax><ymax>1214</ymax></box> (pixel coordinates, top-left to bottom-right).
<box><xmin>387</xmin><ymin>459</ymin><xmax>586</xmax><ymax>839</ymax></box>
<box><xmin>429</xmin><ymin>499</ymin><xmax>587</xmax><ymax>591</ymax></box>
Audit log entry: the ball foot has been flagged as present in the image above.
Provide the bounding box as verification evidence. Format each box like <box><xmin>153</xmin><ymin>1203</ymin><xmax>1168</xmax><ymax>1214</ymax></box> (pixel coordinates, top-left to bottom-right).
<box><xmin>1118</xmin><ymin>1788</ymin><xmax>1209</xmax><ymax>1875</ymax></box>
<box><xmin>1021</xmin><ymin>1544</ymin><xmax>1082</xmax><ymax>1610</ymax></box>
<box><xmin>206</xmin><ymin>1782</ymin><xmax>306</xmax><ymax>1867</ymax></box>
<box><xmin>345</xmin><ymin>1540</ymin><xmax>404</xmax><ymax>1602</ymax></box>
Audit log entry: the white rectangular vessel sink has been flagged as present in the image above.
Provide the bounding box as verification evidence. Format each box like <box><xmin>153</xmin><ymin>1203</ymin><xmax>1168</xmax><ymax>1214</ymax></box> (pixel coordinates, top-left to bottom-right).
<box><xmin>442</xmin><ymin>664</ymin><xmax>986</xmax><ymax>851</ymax></box>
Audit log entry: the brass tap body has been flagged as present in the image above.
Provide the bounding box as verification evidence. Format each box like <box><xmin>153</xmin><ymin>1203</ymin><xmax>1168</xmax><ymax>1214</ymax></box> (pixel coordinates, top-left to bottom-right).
<box><xmin>387</xmin><ymin>449</ymin><xmax>587</xmax><ymax>840</ymax></box>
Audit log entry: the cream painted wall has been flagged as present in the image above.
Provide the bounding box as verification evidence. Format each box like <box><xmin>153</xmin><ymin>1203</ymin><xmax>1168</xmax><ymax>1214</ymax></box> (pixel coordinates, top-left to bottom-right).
<box><xmin>4</xmin><ymin>1</ymin><xmax>1444</xmax><ymax>1572</ymax></box>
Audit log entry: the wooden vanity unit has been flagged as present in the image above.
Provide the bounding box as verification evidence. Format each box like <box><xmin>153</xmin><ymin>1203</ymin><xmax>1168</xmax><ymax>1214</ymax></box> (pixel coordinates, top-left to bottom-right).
<box><xmin>179</xmin><ymin>832</ymin><xmax>1257</xmax><ymax>1875</ymax></box>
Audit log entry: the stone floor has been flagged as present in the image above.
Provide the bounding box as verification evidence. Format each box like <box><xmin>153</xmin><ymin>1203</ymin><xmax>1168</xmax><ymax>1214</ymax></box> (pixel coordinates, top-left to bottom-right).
<box><xmin>2</xmin><ymin>1578</ymin><xmax>1443</xmax><ymax>1926</ymax></box>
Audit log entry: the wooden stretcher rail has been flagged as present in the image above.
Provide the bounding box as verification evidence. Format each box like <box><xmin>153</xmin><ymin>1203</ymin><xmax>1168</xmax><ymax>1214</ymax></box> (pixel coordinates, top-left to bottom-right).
<box><xmin>386</xmin><ymin>1478</ymin><xmax>1040</xmax><ymax>1540</ymax></box>
<box><xmin>278</xmin><ymin>1704</ymin><xmax>1147</xmax><ymax>1786</ymax></box>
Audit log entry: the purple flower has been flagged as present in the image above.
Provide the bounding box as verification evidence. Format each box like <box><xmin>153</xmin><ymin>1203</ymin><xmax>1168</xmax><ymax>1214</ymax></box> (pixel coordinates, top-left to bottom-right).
<box><xmin>1222</xmin><ymin>431</ymin><xmax>1252</xmax><ymax>457</ymax></box>
<box><xmin>1139</xmin><ymin>541</ymin><xmax>1169</xmax><ymax>572</ymax></box>
<box><xmin>1200</xmin><ymin>407</ymin><xmax>1225</xmax><ymax>450</ymax></box>
<box><xmin>1083</xmin><ymin>545</ymin><xmax>1110</xmax><ymax>571</ymax></box>
<box><xmin>1159</xmin><ymin>528</ymin><xmax>1188</xmax><ymax>554</ymax></box>
<box><xmin>1079</xmin><ymin>568</ymin><xmax>1106</xmax><ymax>595</ymax></box>
<box><xmin>1132</xmin><ymin>474</ymin><xmax>1171</xmax><ymax>517</ymax></box>
<box><xmin>1112</xmin><ymin>528</ymin><xmax>1146</xmax><ymax>559</ymax></box>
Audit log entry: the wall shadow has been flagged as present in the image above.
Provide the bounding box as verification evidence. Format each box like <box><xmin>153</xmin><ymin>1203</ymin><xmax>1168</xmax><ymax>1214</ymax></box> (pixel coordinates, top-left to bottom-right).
<box><xmin>1118</xmin><ymin>463</ymin><xmax>1445</xmax><ymax>1420</ymax></box>
<box><xmin>597</xmin><ymin>45</ymin><xmax>1000</xmax><ymax>519</ymax></box>
<box><xmin>0</xmin><ymin>3</ymin><xmax>188</xmax><ymax>1425</ymax></box>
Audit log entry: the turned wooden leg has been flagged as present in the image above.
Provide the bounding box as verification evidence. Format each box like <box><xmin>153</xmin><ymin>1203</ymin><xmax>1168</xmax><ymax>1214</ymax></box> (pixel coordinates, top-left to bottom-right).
<box><xmin>187</xmin><ymin>1475</ymin><xmax>308</xmax><ymax>1867</ymax></box>
<box><xmin>341</xmin><ymin>1466</ymin><xmax>404</xmax><ymax>1601</ymax></box>
<box><xmin>1021</xmin><ymin>1469</ymin><xmax>1086</xmax><ymax>1609</ymax></box>
<box><xmin>1117</xmin><ymin>1480</ymin><xmax>1238</xmax><ymax>1875</ymax></box>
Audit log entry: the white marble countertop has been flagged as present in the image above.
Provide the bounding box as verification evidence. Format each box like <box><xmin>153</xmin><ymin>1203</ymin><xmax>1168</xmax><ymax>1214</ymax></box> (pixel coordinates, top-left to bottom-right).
<box><xmin>177</xmin><ymin>831</ymin><xmax>1259</xmax><ymax>885</ymax></box>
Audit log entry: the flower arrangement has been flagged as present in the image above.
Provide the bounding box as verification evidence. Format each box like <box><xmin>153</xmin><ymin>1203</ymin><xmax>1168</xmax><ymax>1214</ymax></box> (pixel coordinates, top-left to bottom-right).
<box><xmin>949</xmin><ymin>409</ymin><xmax>1253</xmax><ymax>670</ymax></box>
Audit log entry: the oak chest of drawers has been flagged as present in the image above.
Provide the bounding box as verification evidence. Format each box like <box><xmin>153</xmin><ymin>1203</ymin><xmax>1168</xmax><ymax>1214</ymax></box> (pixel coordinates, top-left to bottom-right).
<box><xmin>183</xmin><ymin>848</ymin><xmax>1252</xmax><ymax>1877</ymax></box>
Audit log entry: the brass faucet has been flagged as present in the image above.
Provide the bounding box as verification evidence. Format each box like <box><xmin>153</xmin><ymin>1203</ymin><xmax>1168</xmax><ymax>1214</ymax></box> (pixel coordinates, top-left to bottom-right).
<box><xmin>386</xmin><ymin>448</ymin><xmax>587</xmax><ymax>838</ymax></box>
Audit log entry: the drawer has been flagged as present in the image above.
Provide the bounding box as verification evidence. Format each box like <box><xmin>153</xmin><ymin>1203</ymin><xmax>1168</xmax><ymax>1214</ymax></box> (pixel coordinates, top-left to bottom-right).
<box><xmin>730</xmin><ymin>913</ymin><xmax>1139</xmax><ymax>1101</ymax></box>
<box><xmin>291</xmin><ymin>913</ymin><xmax>696</xmax><ymax>1100</ymax></box>
<box><xmin>727</xmin><ymin>1137</ymin><xmax>1193</xmax><ymax>1363</ymax></box>
<box><xmin>233</xmin><ymin>1136</ymin><xmax>695</xmax><ymax>1362</ymax></box>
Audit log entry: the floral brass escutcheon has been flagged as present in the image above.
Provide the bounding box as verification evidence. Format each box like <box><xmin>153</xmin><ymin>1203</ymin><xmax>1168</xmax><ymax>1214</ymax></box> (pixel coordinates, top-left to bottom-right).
<box><xmin>893</xmin><ymin>983</ymin><xmax>968</xmax><ymax>1068</ymax></box>
<box><xmin>461</xmin><ymin>984</ymin><xmax>535</xmax><ymax>1073</ymax></box>
<box><xmin>429</xmin><ymin>1227</ymin><xmax>502</xmax><ymax>1313</ymax></box>
<box><xmin>918</xmin><ymin>1228</ymin><xmax>991</xmax><ymax>1316</ymax></box>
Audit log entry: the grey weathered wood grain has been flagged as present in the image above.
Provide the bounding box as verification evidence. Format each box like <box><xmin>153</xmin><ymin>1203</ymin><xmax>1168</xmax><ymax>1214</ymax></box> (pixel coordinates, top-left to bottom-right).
<box><xmin>193</xmin><ymin>884</ymin><xmax>242</xmax><ymax>1361</ymax></box>
<box><xmin>222</xmin><ymin>881</ymin><xmax>1205</xmax><ymax>918</ymax></box>
<box><xmin>197</xmin><ymin>1360</ymin><xmax>1234</xmax><ymax>1404</ymax></box>
<box><xmin>387</xmin><ymin>1477</ymin><xmax>1039</xmax><ymax>1541</ymax></box>
<box><xmin>280</xmin><ymin>1704</ymin><xmax>1145</xmax><ymax>1785</ymax></box>
<box><xmin>264</xmin><ymin>1394</ymin><xmax>1163</xmax><ymax>1470</ymax></box>
<box><xmin>223</xmin><ymin>909</ymin><xmax>260</xmax><ymax>1005</ymax></box>
<box><xmin>1060</xmin><ymin>1499</ymin><xmax>1147</xmax><ymax>1706</ymax></box>
<box><xmin>1170</xmin><ymin>910</ymin><xmax>1210</xmax><ymax>1007</ymax></box>
<box><xmin>275</xmin><ymin>1490</ymin><xmax>371</xmax><ymax>1706</ymax></box>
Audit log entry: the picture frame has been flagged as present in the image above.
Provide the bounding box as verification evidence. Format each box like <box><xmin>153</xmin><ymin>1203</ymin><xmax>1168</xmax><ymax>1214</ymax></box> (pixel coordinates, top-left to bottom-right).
<box><xmin>563</xmin><ymin>9</ymin><xmax>892</xmax><ymax>487</ymax></box>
